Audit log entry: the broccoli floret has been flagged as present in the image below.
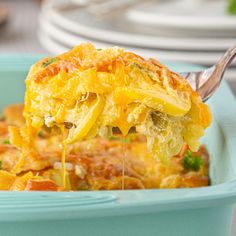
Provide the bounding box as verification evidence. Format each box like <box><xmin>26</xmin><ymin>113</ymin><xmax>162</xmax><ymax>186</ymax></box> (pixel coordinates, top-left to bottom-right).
<box><xmin>183</xmin><ymin>150</ymin><xmax>203</xmax><ymax>171</ymax></box>
<box><xmin>2</xmin><ymin>139</ymin><xmax>10</xmax><ymax>144</ymax></box>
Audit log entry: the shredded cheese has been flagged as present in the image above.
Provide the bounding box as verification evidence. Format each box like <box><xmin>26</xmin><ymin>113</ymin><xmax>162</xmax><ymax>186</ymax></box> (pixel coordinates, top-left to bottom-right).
<box><xmin>61</xmin><ymin>125</ymin><xmax>67</xmax><ymax>187</ymax></box>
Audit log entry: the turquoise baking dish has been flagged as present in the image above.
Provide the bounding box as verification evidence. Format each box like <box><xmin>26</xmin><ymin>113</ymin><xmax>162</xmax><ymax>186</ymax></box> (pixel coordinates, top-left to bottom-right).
<box><xmin>0</xmin><ymin>55</ymin><xmax>236</xmax><ymax>236</ymax></box>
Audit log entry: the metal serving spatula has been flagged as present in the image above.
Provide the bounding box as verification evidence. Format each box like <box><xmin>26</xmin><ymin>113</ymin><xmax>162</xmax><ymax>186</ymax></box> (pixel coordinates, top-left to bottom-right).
<box><xmin>180</xmin><ymin>46</ymin><xmax>236</xmax><ymax>102</ymax></box>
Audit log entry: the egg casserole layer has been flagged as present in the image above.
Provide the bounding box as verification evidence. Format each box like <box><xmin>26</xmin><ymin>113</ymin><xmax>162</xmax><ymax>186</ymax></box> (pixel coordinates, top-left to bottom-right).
<box><xmin>0</xmin><ymin>104</ymin><xmax>209</xmax><ymax>190</ymax></box>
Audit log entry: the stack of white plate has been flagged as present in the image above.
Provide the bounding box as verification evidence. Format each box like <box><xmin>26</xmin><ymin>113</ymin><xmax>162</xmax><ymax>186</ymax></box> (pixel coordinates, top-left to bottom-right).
<box><xmin>38</xmin><ymin>0</ymin><xmax>236</xmax><ymax>80</ymax></box>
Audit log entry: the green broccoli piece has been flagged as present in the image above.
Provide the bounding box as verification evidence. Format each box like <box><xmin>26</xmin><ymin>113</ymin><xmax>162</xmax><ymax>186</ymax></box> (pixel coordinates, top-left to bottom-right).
<box><xmin>183</xmin><ymin>150</ymin><xmax>203</xmax><ymax>171</ymax></box>
<box><xmin>3</xmin><ymin>139</ymin><xmax>10</xmax><ymax>145</ymax></box>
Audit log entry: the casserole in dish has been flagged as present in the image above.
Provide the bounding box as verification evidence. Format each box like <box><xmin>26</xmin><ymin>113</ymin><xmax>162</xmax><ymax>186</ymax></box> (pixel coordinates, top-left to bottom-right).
<box><xmin>0</xmin><ymin>45</ymin><xmax>211</xmax><ymax>191</ymax></box>
<box><xmin>0</xmin><ymin>55</ymin><xmax>235</xmax><ymax>236</ymax></box>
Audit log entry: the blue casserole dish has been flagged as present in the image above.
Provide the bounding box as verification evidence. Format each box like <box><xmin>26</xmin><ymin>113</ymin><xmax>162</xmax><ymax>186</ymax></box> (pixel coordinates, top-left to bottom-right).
<box><xmin>0</xmin><ymin>55</ymin><xmax>235</xmax><ymax>236</ymax></box>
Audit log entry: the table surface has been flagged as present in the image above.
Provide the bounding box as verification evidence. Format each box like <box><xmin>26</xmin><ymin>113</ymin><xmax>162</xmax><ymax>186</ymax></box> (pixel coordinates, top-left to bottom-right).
<box><xmin>0</xmin><ymin>1</ymin><xmax>236</xmax><ymax>235</ymax></box>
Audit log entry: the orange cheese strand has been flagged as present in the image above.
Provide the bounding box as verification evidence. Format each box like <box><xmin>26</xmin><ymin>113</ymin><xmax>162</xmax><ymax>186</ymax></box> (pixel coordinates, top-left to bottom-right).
<box><xmin>61</xmin><ymin>126</ymin><xmax>67</xmax><ymax>188</ymax></box>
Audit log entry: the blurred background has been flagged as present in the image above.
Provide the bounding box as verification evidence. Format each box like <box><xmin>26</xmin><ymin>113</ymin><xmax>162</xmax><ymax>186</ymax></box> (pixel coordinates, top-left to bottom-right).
<box><xmin>0</xmin><ymin>0</ymin><xmax>236</xmax><ymax>233</ymax></box>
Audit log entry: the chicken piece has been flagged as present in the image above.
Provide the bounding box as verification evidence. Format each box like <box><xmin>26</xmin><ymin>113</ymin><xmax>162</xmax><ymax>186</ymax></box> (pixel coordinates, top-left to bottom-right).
<box><xmin>24</xmin><ymin>179</ymin><xmax>60</xmax><ymax>191</ymax></box>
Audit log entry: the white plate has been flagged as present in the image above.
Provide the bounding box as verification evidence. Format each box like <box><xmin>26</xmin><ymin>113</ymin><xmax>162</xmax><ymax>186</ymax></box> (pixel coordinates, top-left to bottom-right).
<box><xmin>39</xmin><ymin>17</ymin><xmax>114</xmax><ymax>49</ymax></box>
<box><xmin>38</xmin><ymin>30</ymin><xmax>68</xmax><ymax>55</ymax></box>
<box><xmin>40</xmin><ymin>0</ymin><xmax>236</xmax><ymax>51</ymax></box>
<box><xmin>127</xmin><ymin>0</ymin><xmax>236</xmax><ymax>36</ymax></box>
<box><xmin>39</xmin><ymin>16</ymin><xmax>236</xmax><ymax>66</ymax></box>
